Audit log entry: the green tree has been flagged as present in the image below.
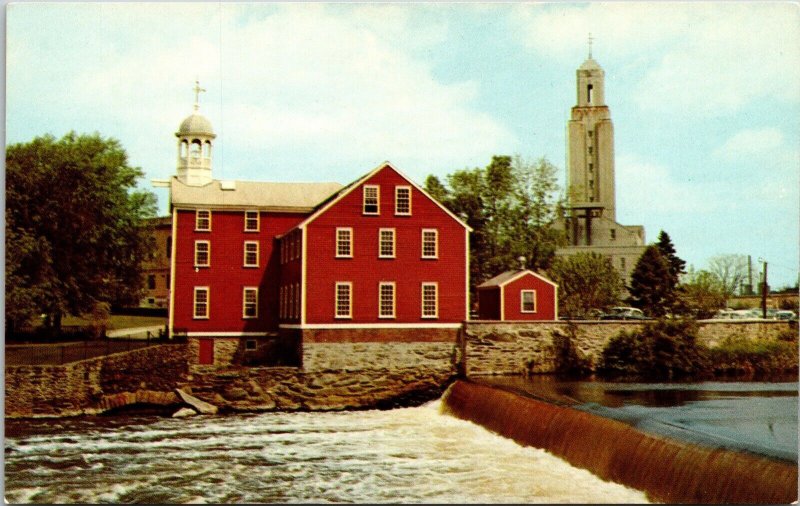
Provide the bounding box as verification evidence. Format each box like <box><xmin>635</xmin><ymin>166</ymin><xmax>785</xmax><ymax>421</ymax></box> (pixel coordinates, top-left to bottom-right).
<box><xmin>426</xmin><ymin>155</ymin><xmax>565</xmax><ymax>293</ymax></box>
<box><xmin>677</xmin><ymin>267</ymin><xmax>727</xmax><ymax>319</ymax></box>
<box><xmin>6</xmin><ymin>132</ymin><xmax>157</xmax><ymax>333</ymax></box>
<box><xmin>547</xmin><ymin>252</ymin><xmax>623</xmax><ymax>318</ymax></box>
<box><xmin>655</xmin><ymin>230</ymin><xmax>685</xmax><ymax>288</ymax></box>
<box><xmin>628</xmin><ymin>245</ymin><xmax>674</xmax><ymax>317</ymax></box>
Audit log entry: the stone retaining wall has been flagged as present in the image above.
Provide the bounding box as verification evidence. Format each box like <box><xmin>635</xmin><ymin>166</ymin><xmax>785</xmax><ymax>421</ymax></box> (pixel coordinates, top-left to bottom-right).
<box><xmin>463</xmin><ymin>320</ymin><xmax>796</xmax><ymax>376</ymax></box>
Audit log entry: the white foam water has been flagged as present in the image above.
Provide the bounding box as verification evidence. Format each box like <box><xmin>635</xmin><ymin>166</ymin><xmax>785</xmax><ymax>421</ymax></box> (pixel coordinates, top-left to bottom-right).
<box><xmin>5</xmin><ymin>401</ymin><xmax>649</xmax><ymax>503</ymax></box>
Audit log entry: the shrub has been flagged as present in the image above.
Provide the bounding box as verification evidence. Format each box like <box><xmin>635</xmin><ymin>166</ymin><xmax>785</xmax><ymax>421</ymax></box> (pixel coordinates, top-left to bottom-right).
<box><xmin>551</xmin><ymin>325</ymin><xmax>592</xmax><ymax>378</ymax></box>
<box><xmin>598</xmin><ymin>318</ymin><xmax>709</xmax><ymax>380</ymax></box>
<box><xmin>707</xmin><ymin>337</ymin><xmax>798</xmax><ymax>377</ymax></box>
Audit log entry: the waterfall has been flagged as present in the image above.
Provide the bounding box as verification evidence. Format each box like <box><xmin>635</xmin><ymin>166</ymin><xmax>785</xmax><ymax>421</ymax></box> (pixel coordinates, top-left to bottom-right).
<box><xmin>441</xmin><ymin>380</ymin><xmax>798</xmax><ymax>504</ymax></box>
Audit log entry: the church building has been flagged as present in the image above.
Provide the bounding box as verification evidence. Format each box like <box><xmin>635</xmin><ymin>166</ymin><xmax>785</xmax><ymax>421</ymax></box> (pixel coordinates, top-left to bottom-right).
<box><xmin>161</xmin><ymin>83</ymin><xmax>470</xmax><ymax>366</ymax></box>
<box><xmin>554</xmin><ymin>49</ymin><xmax>647</xmax><ymax>286</ymax></box>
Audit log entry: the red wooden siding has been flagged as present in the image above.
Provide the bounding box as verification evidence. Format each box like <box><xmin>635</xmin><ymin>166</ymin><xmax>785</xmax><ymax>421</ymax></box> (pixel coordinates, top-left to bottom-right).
<box><xmin>304</xmin><ymin>165</ymin><xmax>467</xmax><ymax>325</ymax></box>
<box><xmin>172</xmin><ymin>209</ymin><xmax>306</xmax><ymax>333</ymax></box>
<box><xmin>502</xmin><ymin>273</ymin><xmax>557</xmax><ymax>321</ymax></box>
<box><xmin>198</xmin><ymin>338</ymin><xmax>214</xmax><ymax>364</ymax></box>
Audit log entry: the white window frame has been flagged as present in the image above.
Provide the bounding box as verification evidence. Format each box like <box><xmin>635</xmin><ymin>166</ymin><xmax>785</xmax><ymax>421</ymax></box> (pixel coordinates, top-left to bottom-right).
<box><xmin>378</xmin><ymin>282</ymin><xmax>396</xmax><ymax>319</ymax></box>
<box><xmin>421</xmin><ymin>282</ymin><xmax>438</xmax><ymax>319</ymax></box>
<box><xmin>378</xmin><ymin>228</ymin><xmax>396</xmax><ymax>259</ymax></box>
<box><xmin>336</xmin><ymin>227</ymin><xmax>353</xmax><ymax>258</ymax></box>
<box><xmin>244</xmin><ymin>210</ymin><xmax>259</xmax><ymax>232</ymax></box>
<box><xmin>242</xmin><ymin>287</ymin><xmax>258</xmax><ymax>319</ymax></box>
<box><xmin>243</xmin><ymin>241</ymin><xmax>259</xmax><ymax>267</ymax></box>
<box><xmin>395</xmin><ymin>186</ymin><xmax>412</xmax><ymax>216</ymax></box>
<box><xmin>335</xmin><ymin>282</ymin><xmax>353</xmax><ymax>319</ymax></box>
<box><xmin>195</xmin><ymin>209</ymin><xmax>211</xmax><ymax>231</ymax></box>
<box><xmin>363</xmin><ymin>185</ymin><xmax>380</xmax><ymax>215</ymax></box>
<box><xmin>521</xmin><ymin>289</ymin><xmax>537</xmax><ymax>313</ymax></box>
<box><xmin>193</xmin><ymin>286</ymin><xmax>210</xmax><ymax>319</ymax></box>
<box><xmin>421</xmin><ymin>229</ymin><xmax>438</xmax><ymax>259</ymax></box>
<box><xmin>194</xmin><ymin>240</ymin><xmax>210</xmax><ymax>267</ymax></box>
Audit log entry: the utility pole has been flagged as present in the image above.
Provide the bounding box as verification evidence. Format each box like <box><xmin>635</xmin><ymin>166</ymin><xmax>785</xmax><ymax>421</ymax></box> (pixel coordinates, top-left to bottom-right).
<box><xmin>746</xmin><ymin>255</ymin><xmax>753</xmax><ymax>295</ymax></box>
<box><xmin>760</xmin><ymin>259</ymin><xmax>768</xmax><ymax>319</ymax></box>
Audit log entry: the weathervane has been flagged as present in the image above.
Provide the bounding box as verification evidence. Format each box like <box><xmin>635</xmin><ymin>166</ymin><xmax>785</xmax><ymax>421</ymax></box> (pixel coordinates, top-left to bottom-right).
<box><xmin>193</xmin><ymin>79</ymin><xmax>206</xmax><ymax>111</ymax></box>
<box><xmin>588</xmin><ymin>32</ymin><xmax>593</xmax><ymax>58</ymax></box>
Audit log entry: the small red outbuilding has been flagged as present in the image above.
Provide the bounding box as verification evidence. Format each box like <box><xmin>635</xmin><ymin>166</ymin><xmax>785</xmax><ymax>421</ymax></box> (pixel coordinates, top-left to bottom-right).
<box><xmin>476</xmin><ymin>269</ymin><xmax>558</xmax><ymax>321</ymax></box>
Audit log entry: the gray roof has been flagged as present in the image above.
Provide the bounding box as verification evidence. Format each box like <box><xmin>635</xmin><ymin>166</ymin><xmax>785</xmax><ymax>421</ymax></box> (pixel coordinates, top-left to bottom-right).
<box><xmin>478</xmin><ymin>269</ymin><xmax>557</xmax><ymax>289</ymax></box>
<box><xmin>170</xmin><ymin>177</ymin><xmax>344</xmax><ymax>211</ymax></box>
<box><xmin>176</xmin><ymin>112</ymin><xmax>215</xmax><ymax>137</ymax></box>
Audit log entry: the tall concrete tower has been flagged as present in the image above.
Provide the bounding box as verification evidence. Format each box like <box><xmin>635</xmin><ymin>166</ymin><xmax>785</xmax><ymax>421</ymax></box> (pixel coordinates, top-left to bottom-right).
<box><xmin>555</xmin><ymin>44</ymin><xmax>646</xmax><ymax>290</ymax></box>
<box><xmin>175</xmin><ymin>80</ymin><xmax>216</xmax><ymax>186</ymax></box>
<box><xmin>566</xmin><ymin>54</ymin><xmax>616</xmax><ymax>221</ymax></box>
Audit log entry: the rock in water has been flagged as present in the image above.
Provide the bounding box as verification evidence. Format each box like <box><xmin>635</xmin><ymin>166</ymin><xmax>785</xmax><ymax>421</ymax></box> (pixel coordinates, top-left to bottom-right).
<box><xmin>172</xmin><ymin>407</ymin><xmax>197</xmax><ymax>418</ymax></box>
<box><xmin>175</xmin><ymin>388</ymin><xmax>219</xmax><ymax>415</ymax></box>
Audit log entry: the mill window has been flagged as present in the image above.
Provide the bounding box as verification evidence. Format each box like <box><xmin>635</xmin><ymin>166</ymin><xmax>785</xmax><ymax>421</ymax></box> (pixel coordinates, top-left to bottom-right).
<box><xmin>379</xmin><ymin>228</ymin><xmax>396</xmax><ymax>258</ymax></box>
<box><xmin>193</xmin><ymin>287</ymin><xmax>209</xmax><ymax>319</ymax></box>
<box><xmin>244</xmin><ymin>211</ymin><xmax>259</xmax><ymax>232</ymax></box>
<box><xmin>421</xmin><ymin>229</ymin><xmax>438</xmax><ymax>259</ymax></box>
<box><xmin>195</xmin><ymin>210</ymin><xmax>211</xmax><ymax>231</ymax></box>
<box><xmin>336</xmin><ymin>228</ymin><xmax>353</xmax><ymax>258</ymax></box>
<box><xmin>194</xmin><ymin>241</ymin><xmax>210</xmax><ymax>267</ymax></box>
<box><xmin>363</xmin><ymin>185</ymin><xmax>380</xmax><ymax>215</ymax></box>
<box><xmin>379</xmin><ymin>282</ymin><xmax>396</xmax><ymax>319</ymax></box>
<box><xmin>395</xmin><ymin>186</ymin><xmax>411</xmax><ymax>215</ymax></box>
<box><xmin>242</xmin><ymin>287</ymin><xmax>258</xmax><ymax>319</ymax></box>
<box><xmin>521</xmin><ymin>290</ymin><xmax>536</xmax><ymax>313</ymax></box>
<box><xmin>244</xmin><ymin>241</ymin><xmax>259</xmax><ymax>267</ymax></box>
<box><xmin>335</xmin><ymin>282</ymin><xmax>352</xmax><ymax>319</ymax></box>
<box><xmin>421</xmin><ymin>283</ymin><xmax>438</xmax><ymax>319</ymax></box>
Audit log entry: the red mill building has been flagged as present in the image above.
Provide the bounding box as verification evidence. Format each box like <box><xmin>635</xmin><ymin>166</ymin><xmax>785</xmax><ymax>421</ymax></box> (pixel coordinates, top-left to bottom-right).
<box><xmin>160</xmin><ymin>90</ymin><xmax>470</xmax><ymax>365</ymax></box>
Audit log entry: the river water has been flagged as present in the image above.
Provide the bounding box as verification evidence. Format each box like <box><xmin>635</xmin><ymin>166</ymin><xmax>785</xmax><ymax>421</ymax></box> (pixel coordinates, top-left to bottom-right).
<box><xmin>4</xmin><ymin>400</ymin><xmax>649</xmax><ymax>504</ymax></box>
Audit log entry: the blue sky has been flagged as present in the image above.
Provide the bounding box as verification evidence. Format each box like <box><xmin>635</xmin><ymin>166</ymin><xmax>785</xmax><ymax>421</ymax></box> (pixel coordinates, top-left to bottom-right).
<box><xmin>6</xmin><ymin>2</ymin><xmax>799</xmax><ymax>287</ymax></box>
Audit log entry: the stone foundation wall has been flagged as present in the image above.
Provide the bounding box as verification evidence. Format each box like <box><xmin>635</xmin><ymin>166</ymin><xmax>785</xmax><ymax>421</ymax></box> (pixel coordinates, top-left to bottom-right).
<box><xmin>464</xmin><ymin>320</ymin><xmax>796</xmax><ymax>376</ymax></box>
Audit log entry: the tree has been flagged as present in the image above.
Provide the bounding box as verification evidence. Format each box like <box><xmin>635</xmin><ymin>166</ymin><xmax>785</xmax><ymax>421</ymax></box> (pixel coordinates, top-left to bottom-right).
<box><xmin>547</xmin><ymin>252</ymin><xmax>623</xmax><ymax>318</ymax></box>
<box><xmin>426</xmin><ymin>155</ymin><xmax>566</xmax><ymax>293</ymax></box>
<box><xmin>677</xmin><ymin>267</ymin><xmax>727</xmax><ymax>319</ymax></box>
<box><xmin>628</xmin><ymin>245</ymin><xmax>674</xmax><ymax>317</ymax></box>
<box><xmin>707</xmin><ymin>254</ymin><xmax>749</xmax><ymax>297</ymax></box>
<box><xmin>6</xmin><ymin>132</ymin><xmax>157</xmax><ymax>333</ymax></box>
<box><xmin>656</xmin><ymin>230</ymin><xmax>685</xmax><ymax>289</ymax></box>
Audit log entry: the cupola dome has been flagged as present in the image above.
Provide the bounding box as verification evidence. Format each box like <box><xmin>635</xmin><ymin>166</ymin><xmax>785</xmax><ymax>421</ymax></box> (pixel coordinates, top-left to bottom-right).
<box><xmin>176</xmin><ymin>112</ymin><xmax>215</xmax><ymax>138</ymax></box>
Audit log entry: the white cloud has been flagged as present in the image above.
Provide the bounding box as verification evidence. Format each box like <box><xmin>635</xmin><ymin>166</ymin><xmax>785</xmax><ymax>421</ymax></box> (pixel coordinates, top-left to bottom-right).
<box><xmin>713</xmin><ymin>128</ymin><xmax>785</xmax><ymax>160</ymax></box>
<box><xmin>511</xmin><ymin>2</ymin><xmax>800</xmax><ymax>116</ymax></box>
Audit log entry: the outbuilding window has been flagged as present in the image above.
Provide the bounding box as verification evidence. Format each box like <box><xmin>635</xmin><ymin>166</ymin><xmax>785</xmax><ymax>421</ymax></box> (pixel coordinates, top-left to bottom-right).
<box><xmin>363</xmin><ymin>185</ymin><xmax>380</xmax><ymax>215</ymax></box>
<box><xmin>521</xmin><ymin>290</ymin><xmax>536</xmax><ymax>313</ymax></box>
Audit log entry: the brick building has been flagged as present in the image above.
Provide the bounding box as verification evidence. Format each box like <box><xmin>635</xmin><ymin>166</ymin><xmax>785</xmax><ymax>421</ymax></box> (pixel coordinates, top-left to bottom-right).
<box><xmin>140</xmin><ymin>216</ymin><xmax>172</xmax><ymax>308</ymax></box>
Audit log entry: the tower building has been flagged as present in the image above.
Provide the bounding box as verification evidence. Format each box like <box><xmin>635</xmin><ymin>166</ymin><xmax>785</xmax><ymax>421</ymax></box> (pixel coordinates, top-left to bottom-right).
<box><xmin>555</xmin><ymin>47</ymin><xmax>646</xmax><ymax>288</ymax></box>
<box><xmin>175</xmin><ymin>81</ymin><xmax>215</xmax><ymax>186</ymax></box>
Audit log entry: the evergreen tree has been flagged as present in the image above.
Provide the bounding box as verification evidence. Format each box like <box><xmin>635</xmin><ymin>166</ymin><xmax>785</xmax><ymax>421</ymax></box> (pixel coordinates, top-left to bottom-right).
<box><xmin>656</xmin><ymin>230</ymin><xmax>686</xmax><ymax>286</ymax></box>
<box><xmin>628</xmin><ymin>245</ymin><xmax>675</xmax><ymax>317</ymax></box>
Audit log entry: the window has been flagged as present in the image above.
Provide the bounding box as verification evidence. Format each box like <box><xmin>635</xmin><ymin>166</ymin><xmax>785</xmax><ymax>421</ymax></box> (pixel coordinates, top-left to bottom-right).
<box><xmin>245</xmin><ymin>339</ymin><xmax>257</xmax><ymax>351</ymax></box>
<box><xmin>421</xmin><ymin>283</ymin><xmax>438</xmax><ymax>318</ymax></box>
<box><xmin>335</xmin><ymin>282</ymin><xmax>352</xmax><ymax>319</ymax></box>
<box><xmin>363</xmin><ymin>185</ymin><xmax>379</xmax><ymax>215</ymax></box>
<box><xmin>379</xmin><ymin>282</ymin><xmax>396</xmax><ymax>319</ymax></box>
<box><xmin>620</xmin><ymin>257</ymin><xmax>626</xmax><ymax>270</ymax></box>
<box><xmin>587</xmin><ymin>84</ymin><xmax>594</xmax><ymax>104</ymax></box>
<box><xmin>521</xmin><ymin>290</ymin><xmax>536</xmax><ymax>313</ymax></box>
<box><xmin>395</xmin><ymin>186</ymin><xmax>411</xmax><ymax>215</ymax></box>
<box><xmin>610</xmin><ymin>229</ymin><xmax>616</xmax><ymax>240</ymax></box>
<box><xmin>588</xmin><ymin>163</ymin><xmax>593</xmax><ymax>173</ymax></box>
<box><xmin>288</xmin><ymin>285</ymin><xmax>294</xmax><ymax>319</ymax></box>
<box><xmin>243</xmin><ymin>287</ymin><xmax>258</xmax><ymax>319</ymax></box>
<box><xmin>195</xmin><ymin>210</ymin><xmax>211</xmax><ymax>231</ymax></box>
<box><xmin>193</xmin><ymin>287</ymin><xmax>209</xmax><ymax>319</ymax></box>
<box><xmin>166</xmin><ymin>236</ymin><xmax>172</xmax><ymax>259</ymax></box>
<box><xmin>379</xmin><ymin>228</ymin><xmax>395</xmax><ymax>258</ymax></box>
<box><xmin>194</xmin><ymin>241</ymin><xmax>210</xmax><ymax>267</ymax></box>
<box><xmin>244</xmin><ymin>211</ymin><xmax>259</xmax><ymax>232</ymax></box>
<box><xmin>588</xmin><ymin>131</ymin><xmax>593</xmax><ymax>138</ymax></box>
<box><xmin>294</xmin><ymin>283</ymin><xmax>300</xmax><ymax>319</ymax></box>
<box><xmin>147</xmin><ymin>275</ymin><xmax>156</xmax><ymax>290</ymax></box>
<box><xmin>244</xmin><ymin>241</ymin><xmax>259</xmax><ymax>267</ymax></box>
<box><xmin>336</xmin><ymin>228</ymin><xmax>353</xmax><ymax>258</ymax></box>
<box><xmin>421</xmin><ymin>229</ymin><xmax>438</xmax><ymax>259</ymax></box>
<box><xmin>588</xmin><ymin>146</ymin><xmax>593</xmax><ymax>155</ymax></box>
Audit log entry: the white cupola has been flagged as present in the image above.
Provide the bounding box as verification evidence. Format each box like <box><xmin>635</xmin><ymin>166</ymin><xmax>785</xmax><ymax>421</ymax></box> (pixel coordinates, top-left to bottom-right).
<box><xmin>175</xmin><ymin>80</ymin><xmax>216</xmax><ymax>186</ymax></box>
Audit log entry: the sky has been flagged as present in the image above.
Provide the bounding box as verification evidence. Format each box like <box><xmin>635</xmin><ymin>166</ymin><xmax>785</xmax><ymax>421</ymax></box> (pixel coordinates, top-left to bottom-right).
<box><xmin>6</xmin><ymin>1</ymin><xmax>799</xmax><ymax>288</ymax></box>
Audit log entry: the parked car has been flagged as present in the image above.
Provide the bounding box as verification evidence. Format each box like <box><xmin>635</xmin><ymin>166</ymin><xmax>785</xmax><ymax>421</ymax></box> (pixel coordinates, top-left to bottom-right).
<box><xmin>599</xmin><ymin>307</ymin><xmax>650</xmax><ymax>320</ymax></box>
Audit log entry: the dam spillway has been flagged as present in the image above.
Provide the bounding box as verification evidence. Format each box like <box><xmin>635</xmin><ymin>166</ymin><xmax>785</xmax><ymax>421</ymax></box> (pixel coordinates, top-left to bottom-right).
<box><xmin>441</xmin><ymin>379</ymin><xmax>798</xmax><ymax>504</ymax></box>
